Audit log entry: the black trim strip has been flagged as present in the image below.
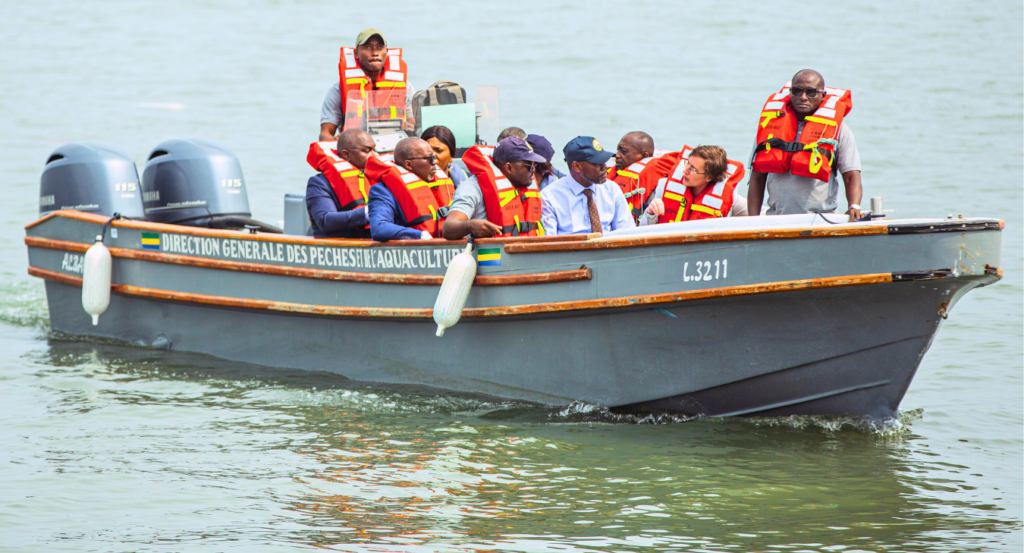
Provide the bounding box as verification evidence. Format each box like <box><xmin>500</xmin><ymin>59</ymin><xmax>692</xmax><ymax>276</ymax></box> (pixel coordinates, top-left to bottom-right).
<box><xmin>892</xmin><ymin>269</ymin><xmax>954</xmax><ymax>282</ymax></box>
<box><xmin>887</xmin><ymin>221</ymin><xmax>1001</xmax><ymax>234</ymax></box>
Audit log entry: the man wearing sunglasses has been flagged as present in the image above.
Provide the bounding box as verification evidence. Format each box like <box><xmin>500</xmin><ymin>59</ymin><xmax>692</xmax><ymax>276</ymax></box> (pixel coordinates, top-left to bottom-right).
<box><xmin>365</xmin><ymin>138</ymin><xmax>446</xmax><ymax>241</ymax></box>
<box><xmin>444</xmin><ymin>137</ymin><xmax>547</xmax><ymax>239</ymax></box>
<box><xmin>540</xmin><ymin>136</ymin><xmax>636</xmax><ymax>235</ymax></box>
<box><xmin>747</xmin><ymin>69</ymin><xmax>863</xmax><ymax>221</ymax></box>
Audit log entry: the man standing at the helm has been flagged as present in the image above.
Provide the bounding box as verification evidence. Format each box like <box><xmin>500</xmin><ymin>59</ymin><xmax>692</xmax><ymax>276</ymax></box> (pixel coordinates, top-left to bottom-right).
<box><xmin>318</xmin><ymin>28</ymin><xmax>416</xmax><ymax>142</ymax></box>
<box><xmin>746</xmin><ymin>69</ymin><xmax>863</xmax><ymax>221</ymax></box>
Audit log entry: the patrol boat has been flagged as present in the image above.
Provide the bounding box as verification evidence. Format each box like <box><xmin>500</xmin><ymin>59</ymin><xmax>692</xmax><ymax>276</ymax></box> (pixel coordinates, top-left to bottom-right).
<box><xmin>25</xmin><ymin>140</ymin><xmax>1004</xmax><ymax>423</ymax></box>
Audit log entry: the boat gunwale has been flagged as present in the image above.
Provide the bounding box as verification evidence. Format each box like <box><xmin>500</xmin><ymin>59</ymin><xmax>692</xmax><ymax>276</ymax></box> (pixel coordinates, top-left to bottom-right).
<box><xmin>504</xmin><ymin>220</ymin><xmax>1004</xmax><ymax>254</ymax></box>
<box><xmin>24</xmin><ymin>210</ymin><xmax>592</xmax><ymax>247</ymax></box>
<box><xmin>31</xmin><ymin>265</ymin><xmax>968</xmax><ymax>320</ymax></box>
<box><xmin>24</xmin><ymin>236</ymin><xmax>592</xmax><ymax>286</ymax></box>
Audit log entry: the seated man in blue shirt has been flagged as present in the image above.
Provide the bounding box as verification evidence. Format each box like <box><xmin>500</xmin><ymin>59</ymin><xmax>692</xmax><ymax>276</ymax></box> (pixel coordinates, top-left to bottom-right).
<box><xmin>305</xmin><ymin>129</ymin><xmax>376</xmax><ymax>238</ymax></box>
<box><xmin>366</xmin><ymin>138</ymin><xmax>440</xmax><ymax>241</ymax></box>
<box><xmin>540</xmin><ymin>136</ymin><xmax>636</xmax><ymax>235</ymax></box>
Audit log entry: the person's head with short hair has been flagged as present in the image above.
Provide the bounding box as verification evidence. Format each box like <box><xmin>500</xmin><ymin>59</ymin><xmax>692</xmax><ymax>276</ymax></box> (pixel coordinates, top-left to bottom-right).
<box><xmin>493</xmin><ymin>137</ymin><xmax>546</xmax><ymax>189</ymax></box>
<box><xmin>564</xmin><ymin>136</ymin><xmax>613</xmax><ymax>187</ymax></box>
<box><xmin>789</xmin><ymin>69</ymin><xmax>826</xmax><ymax>118</ymax></box>
<box><xmin>337</xmin><ymin>129</ymin><xmax>376</xmax><ymax>172</ymax></box>
<box><xmin>394</xmin><ymin>138</ymin><xmax>436</xmax><ymax>183</ymax></box>
<box><xmin>420</xmin><ymin>126</ymin><xmax>457</xmax><ymax>174</ymax></box>
<box><xmin>497</xmin><ymin>127</ymin><xmax>527</xmax><ymax>142</ymax></box>
<box><xmin>614</xmin><ymin>131</ymin><xmax>654</xmax><ymax>171</ymax></box>
<box><xmin>526</xmin><ymin>134</ymin><xmax>557</xmax><ymax>182</ymax></box>
<box><xmin>354</xmin><ymin>28</ymin><xmax>388</xmax><ymax>78</ymax></box>
<box><xmin>684</xmin><ymin>145</ymin><xmax>729</xmax><ymax>193</ymax></box>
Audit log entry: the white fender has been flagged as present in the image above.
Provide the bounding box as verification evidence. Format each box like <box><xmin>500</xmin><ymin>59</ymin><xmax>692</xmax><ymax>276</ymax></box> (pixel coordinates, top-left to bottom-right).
<box><xmin>433</xmin><ymin>243</ymin><xmax>477</xmax><ymax>337</ymax></box>
<box><xmin>81</xmin><ymin>235</ymin><xmax>111</xmax><ymax>325</ymax></box>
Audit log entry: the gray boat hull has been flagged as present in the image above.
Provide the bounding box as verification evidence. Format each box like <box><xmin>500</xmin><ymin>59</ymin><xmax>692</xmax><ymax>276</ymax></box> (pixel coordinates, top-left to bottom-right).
<box><xmin>27</xmin><ymin>211</ymin><xmax>1003</xmax><ymax>422</ymax></box>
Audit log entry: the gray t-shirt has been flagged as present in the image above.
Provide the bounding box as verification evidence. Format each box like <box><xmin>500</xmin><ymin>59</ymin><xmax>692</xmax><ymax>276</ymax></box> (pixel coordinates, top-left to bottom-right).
<box><xmin>320</xmin><ymin>81</ymin><xmax>417</xmax><ymax>126</ymax></box>
<box><xmin>449</xmin><ymin>175</ymin><xmax>488</xmax><ymax>220</ymax></box>
<box><xmin>748</xmin><ymin>123</ymin><xmax>861</xmax><ymax>214</ymax></box>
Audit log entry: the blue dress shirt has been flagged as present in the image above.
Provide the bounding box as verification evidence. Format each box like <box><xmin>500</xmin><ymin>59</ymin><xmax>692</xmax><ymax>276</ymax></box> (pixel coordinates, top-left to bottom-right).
<box><xmin>540</xmin><ymin>175</ymin><xmax>636</xmax><ymax>235</ymax></box>
<box><xmin>367</xmin><ymin>185</ymin><xmax>430</xmax><ymax>242</ymax></box>
<box><xmin>305</xmin><ymin>173</ymin><xmax>369</xmax><ymax>238</ymax></box>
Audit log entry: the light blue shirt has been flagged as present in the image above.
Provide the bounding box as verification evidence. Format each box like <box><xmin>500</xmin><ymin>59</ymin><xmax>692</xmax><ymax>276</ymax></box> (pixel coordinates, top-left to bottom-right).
<box><xmin>540</xmin><ymin>175</ymin><xmax>636</xmax><ymax>235</ymax></box>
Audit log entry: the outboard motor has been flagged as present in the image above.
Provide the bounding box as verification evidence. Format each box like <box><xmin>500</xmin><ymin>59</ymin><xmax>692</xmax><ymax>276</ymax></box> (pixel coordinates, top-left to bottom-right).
<box><xmin>141</xmin><ymin>138</ymin><xmax>281</xmax><ymax>232</ymax></box>
<box><xmin>39</xmin><ymin>142</ymin><xmax>145</xmax><ymax>218</ymax></box>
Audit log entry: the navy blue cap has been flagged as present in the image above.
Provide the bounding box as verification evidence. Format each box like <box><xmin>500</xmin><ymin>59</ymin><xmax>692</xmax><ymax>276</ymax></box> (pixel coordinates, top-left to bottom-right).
<box><xmin>526</xmin><ymin>134</ymin><xmax>555</xmax><ymax>162</ymax></box>
<box><xmin>563</xmin><ymin>136</ymin><xmax>614</xmax><ymax>164</ymax></box>
<box><xmin>493</xmin><ymin>137</ymin><xmax>547</xmax><ymax>165</ymax></box>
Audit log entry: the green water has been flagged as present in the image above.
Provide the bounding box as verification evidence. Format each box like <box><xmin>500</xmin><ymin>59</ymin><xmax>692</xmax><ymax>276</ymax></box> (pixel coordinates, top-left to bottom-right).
<box><xmin>1</xmin><ymin>1</ymin><xmax>1021</xmax><ymax>551</ymax></box>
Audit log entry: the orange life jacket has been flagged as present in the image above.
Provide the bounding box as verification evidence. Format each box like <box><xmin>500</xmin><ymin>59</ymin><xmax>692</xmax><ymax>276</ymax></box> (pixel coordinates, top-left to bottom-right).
<box><xmin>606</xmin><ymin>149</ymin><xmax>671</xmax><ymax>220</ymax></box>
<box><xmin>364</xmin><ymin>155</ymin><xmax>446</xmax><ymax>237</ymax></box>
<box><xmin>753</xmin><ymin>82</ymin><xmax>852</xmax><ymax>183</ymax></box>
<box><xmin>461</xmin><ymin>145</ymin><xmax>544</xmax><ymax>237</ymax></box>
<box><xmin>430</xmin><ymin>167</ymin><xmax>456</xmax><ymax>208</ymax></box>
<box><xmin>372</xmin><ymin>151</ymin><xmax>453</xmax><ymax>207</ymax></box>
<box><xmin>656</xmin><ymin>145</ymin><xmax>744</xmax><ymax>224</ymax></box>
<box><xmin>339</xmin><ymin>47</ymin><xmax>408</xmax><ymax>129</ymax></box>
<box><xmin>306</xmin><ymin>141</ymin><xmax>373</xmax><ymax>213</ymax></box>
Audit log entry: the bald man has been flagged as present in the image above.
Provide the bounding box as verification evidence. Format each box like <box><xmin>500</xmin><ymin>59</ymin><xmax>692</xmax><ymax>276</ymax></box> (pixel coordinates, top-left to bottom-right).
<box><xmin>305</xmin><ymin>129</ymin><xmax>376</xmax><ymax>238</ymax></box>
<box><xmin>747</xmin><ymin>69</ymin><xmax>863</xmax><ymax>221</ymax></box>
<box><xmin>366</xmin><ymin>138</ymin><xmax>445</xmax><ymax>241</ymax></box>
<box><xmin>608</xmin><ymin>132</ymin><xmax>661</xmax><ymax>220</ymax></box>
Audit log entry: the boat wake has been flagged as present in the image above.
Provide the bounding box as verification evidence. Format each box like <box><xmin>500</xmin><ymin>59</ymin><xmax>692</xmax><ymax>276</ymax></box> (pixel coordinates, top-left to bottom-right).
<box><xmin>0</xmin><ymin>280</ymin><xmax>49</xmax><ymax>329</ymax></box>
<box><xmin>541</xmin><ymin>400</ymin><xmax>922</xmax><ymax>434</ymax></box>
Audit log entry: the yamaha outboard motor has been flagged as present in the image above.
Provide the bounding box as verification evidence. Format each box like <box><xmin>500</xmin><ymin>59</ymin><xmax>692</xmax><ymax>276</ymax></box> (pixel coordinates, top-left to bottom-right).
<box><xmin>141</xmin><ymin>138</ymin><xmax>281</xmax><ymax>232</ymax></box>
<box><xmin>39</xmin><ymin>142</ymin><xmax>145</xmax><ymax>218</ymax></box>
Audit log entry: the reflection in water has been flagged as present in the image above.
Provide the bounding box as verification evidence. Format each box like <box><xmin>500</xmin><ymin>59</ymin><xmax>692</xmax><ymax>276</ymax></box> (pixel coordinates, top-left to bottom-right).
<box><xmin>4</xmin><ymin>338</ymin><xmax>1014</xmax><ymax>551</ymax></box>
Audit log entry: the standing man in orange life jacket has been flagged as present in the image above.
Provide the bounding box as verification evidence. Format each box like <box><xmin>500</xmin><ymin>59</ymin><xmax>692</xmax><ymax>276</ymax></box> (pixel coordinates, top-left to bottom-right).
<box><xmin>442</xmin><ymin>137</ymin><xmax>547</xmax><ymax>240</ymax></box>
<box><xmin>305</xmin><ymin>129</ymin><xmax>377</xmax><ymax>238</ymax></box>
<box><xmin>318</xmin><ymin>28</ymin><xmax>415</xmax><ymax>142</ymax></box>
<box><xmin>747</xmin><ymin>69</ymin><xmax>864</xmax><ymax>221</ymax></box>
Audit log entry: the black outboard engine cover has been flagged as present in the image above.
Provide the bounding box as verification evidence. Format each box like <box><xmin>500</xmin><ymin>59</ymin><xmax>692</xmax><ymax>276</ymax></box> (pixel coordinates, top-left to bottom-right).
<box><xmin>39</xmin><ymin>142</ymin><xmax>144</xmax><ymax>218</ymax></box>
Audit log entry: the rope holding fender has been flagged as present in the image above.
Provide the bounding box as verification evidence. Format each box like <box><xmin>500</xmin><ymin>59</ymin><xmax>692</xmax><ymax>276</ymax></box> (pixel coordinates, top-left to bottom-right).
<box><xmin>99</xmin><ymin>213</ymin><xmax>123</xmax><ymax>244</ymax></box>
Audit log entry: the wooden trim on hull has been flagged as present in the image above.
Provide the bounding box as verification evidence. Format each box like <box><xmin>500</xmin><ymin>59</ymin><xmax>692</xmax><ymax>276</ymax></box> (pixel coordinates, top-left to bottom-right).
<box><xmin>30</xmin><ymin>266</ymin><xmax>903</xmax><ymax>320</ymax></box>
<box><xmin>24</xmin><ymin>236</ymin><xmax>592</xmax><ymax>287</ymax></box>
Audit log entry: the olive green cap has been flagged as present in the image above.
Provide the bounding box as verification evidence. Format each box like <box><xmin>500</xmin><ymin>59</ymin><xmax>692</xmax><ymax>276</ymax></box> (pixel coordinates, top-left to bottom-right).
<box><xmin>355</xmin><ymin>28</ymin><xmax>386</xmax><ymax>47</ymax></box>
